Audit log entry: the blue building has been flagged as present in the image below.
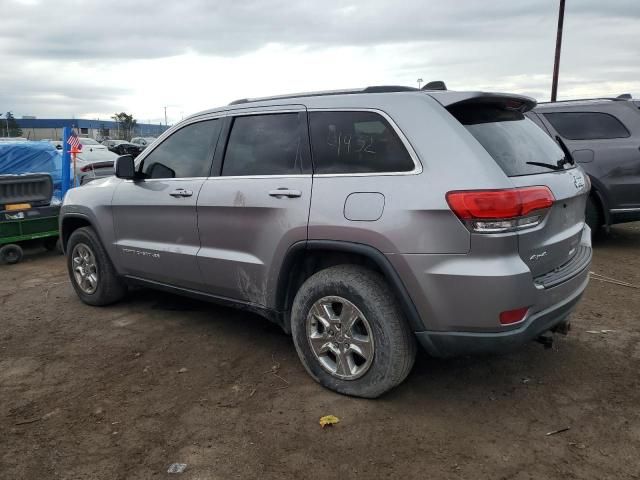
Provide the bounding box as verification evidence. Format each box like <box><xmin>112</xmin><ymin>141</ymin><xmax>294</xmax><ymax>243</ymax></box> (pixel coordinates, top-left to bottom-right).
<box><xmin>15</xmin><ymin>118</ymin><xmax>169</xmax><ymax>141</ymax></box>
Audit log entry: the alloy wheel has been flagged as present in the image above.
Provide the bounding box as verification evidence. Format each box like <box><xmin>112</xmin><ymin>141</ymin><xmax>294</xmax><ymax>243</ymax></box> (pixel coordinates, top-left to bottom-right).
<box><xmin>306</xmin><ymin>296</ymin><xmax>375</xmax><ymax>380</ymax></box>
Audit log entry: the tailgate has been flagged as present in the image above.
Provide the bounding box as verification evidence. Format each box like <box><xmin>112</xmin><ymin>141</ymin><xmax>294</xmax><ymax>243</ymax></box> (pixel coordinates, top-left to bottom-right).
<box><xmin>510</xmin><ymin>169</ymin><xmax>589</xmax><ymax>278</ymax></box>
<box><xmin>443</xmin><ymin>93</ymin><xmax>591</xmax><ymax>280</ymax></box>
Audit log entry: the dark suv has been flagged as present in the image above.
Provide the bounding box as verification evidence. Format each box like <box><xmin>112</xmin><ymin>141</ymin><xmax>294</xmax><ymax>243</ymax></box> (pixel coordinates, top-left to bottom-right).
<box><xmin>529</xmin><ymin>97</ymin><xmax>640</xmax><ymax>232</ymax></box>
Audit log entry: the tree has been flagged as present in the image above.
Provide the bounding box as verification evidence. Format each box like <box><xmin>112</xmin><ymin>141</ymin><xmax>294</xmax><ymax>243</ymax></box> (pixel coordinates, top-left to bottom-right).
<box><xmin>111</xmin><ymin>112</ymin><xmax>137</xmax><ymax>140</ymax></box>
<box><xmin>3</xmin><ymin>111</ymin><xmax>22</xmax><ymax>137</ymax></box>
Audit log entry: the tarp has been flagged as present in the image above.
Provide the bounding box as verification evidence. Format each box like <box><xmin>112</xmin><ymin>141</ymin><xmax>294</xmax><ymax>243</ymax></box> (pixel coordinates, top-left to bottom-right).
<box><xmin>0</xmin><ymin>141</ymin><xmax>67</xmax><ymax>203</ymax></box>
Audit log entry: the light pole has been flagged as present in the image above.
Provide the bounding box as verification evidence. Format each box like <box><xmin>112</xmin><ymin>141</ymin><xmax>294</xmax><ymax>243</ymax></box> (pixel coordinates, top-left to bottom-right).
<box><xmin>417</xmin><ymin>78</ymin><xmax>423</xmax><ymax>89</ymax></box>
<box><xmin>551</xmin><ymin>0</ymin><xmax>566</xmax><ymax>102</ymax></box>
<box><xmin>163</xmin><ymin>106</ymin><xmax>168</xmax><ymax>126</ymax></box>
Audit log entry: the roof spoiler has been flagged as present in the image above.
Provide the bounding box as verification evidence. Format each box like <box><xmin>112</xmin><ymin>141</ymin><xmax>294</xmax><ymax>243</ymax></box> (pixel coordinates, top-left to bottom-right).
<box><xmin>427</xmin><ymin>91</ymin><xmax>537</xmax><ymax>113</ymax></box>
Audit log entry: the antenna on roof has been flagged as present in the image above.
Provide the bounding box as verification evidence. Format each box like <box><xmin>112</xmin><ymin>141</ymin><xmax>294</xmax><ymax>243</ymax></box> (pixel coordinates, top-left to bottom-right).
<box><xmin>422</xmin><ymin>81</ymin><xmax>447</xmax><ymax>91</ymax></box>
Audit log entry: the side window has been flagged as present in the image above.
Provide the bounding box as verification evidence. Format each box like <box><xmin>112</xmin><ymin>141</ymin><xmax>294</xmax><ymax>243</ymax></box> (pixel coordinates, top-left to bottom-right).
<box><xmin>140</xmin><ymin>120</ymin><xmax>220</xmax><ymax>179</ymax></box>
<box><xmin>544</xmin><ymin>112</ymin><xmax>630</xmax><ymax>140</ymax></box>
<box><xmin>222</xmin><ymin>113</ymin><xmax>305</xmax><ymax>176</ymax></box>
<box><xmin>309</xmin><ymin>111</ymin><xmax>414</xmax><ymax>174</ymax></box>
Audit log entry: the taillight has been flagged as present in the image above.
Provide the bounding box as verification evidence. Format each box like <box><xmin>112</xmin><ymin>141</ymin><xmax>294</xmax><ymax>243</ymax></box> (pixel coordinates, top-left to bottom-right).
<box><xmin>446</xmin><ymin>186</ymin><xmax>554</xmax><ymax>233</ymax></box>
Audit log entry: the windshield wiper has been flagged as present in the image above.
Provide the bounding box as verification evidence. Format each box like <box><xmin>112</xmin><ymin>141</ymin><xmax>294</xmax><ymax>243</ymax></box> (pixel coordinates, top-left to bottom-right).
<box><xmin>555</xmin><ymin>135</ymin><xmax>575</xmax><ymax>167</ymax></box>
<box><xmin>526</xmin><ymin>135</ymin><xmax>576</xmax><ymax>172</ymax></box>
<box><xmin>526</xmin><ymin>161</ymin><xmax>564</xmax><ymax>171</ymax></box>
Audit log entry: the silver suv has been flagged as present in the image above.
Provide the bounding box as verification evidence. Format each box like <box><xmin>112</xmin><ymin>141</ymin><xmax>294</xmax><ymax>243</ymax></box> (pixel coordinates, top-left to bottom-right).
<box><xmin>60</xmin><ymin>86</ymin><xmax>592</xmax><ymax>397</ymax></box>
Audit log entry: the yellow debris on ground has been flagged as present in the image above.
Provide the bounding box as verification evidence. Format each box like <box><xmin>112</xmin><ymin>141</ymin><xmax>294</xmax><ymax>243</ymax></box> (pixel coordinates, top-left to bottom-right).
<box><xmin>319</xmin><ymin>415</ymin><xmax>340</xmax><ymax>428</ymax></box>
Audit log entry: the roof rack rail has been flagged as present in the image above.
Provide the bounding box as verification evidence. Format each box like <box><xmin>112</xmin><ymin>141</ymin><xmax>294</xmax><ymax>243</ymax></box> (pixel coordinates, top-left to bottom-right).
<box><xmin>228</xmin><ymin>85</ymin><xmax>419</xmax><ymax>106</ymax></box>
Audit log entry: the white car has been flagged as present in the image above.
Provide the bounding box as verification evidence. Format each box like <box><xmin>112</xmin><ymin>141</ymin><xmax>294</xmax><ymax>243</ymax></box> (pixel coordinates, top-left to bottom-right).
<box><xmin>50</xmin><ymin>139</ymin><xmax>117</xmax><ymax>185</ymax></box>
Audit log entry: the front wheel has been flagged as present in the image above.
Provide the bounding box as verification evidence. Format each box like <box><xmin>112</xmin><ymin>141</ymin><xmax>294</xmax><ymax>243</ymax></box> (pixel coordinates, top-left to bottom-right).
<box><xmin>291</xmin><ymin>265</ymin><xmax>416</xmax><ymax>398</ymax></box>
<box><xmin>66</xmin><ymin>227</ymin><xmax>126</xmax><ymax>306</ymax></box>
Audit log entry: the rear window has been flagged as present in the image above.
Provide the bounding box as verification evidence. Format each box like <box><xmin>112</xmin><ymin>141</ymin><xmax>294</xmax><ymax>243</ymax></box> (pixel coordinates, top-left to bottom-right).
<box><xmin>544</xmin><ymin>112</ymin><xmax>630</xmax><ymax>140</ymax></box>
<box><xmin>449</xmin><ymin>105</ymin><xmax>568</xmax><ymax>177</ymax></box>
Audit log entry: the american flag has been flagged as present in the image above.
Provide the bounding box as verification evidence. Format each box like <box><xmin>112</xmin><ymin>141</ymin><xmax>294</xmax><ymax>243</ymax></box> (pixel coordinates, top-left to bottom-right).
<box><xmin>67</xmin><ymin>130</ymin><xmax>83</xmax><ymax>151</ymax></box>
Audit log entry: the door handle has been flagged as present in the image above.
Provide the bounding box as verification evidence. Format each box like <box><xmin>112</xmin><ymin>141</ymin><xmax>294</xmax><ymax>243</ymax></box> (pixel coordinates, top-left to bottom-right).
<box><xmin>169</xmin><ymin>188</ymin><xmax>193</xmax><ymax>198</ymax></box>
<box><xmin>268</xmin><ymin>188</ymin><xmax>302</xmax><ymax>198</ymax></box>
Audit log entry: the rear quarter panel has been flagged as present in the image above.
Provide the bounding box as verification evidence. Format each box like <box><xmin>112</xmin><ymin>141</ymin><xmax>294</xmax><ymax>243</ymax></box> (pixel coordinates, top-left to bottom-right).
<box><xmin>306</xmin><ymin>93</ymin><xmax>515</xmax><ymax>254</ymax></box>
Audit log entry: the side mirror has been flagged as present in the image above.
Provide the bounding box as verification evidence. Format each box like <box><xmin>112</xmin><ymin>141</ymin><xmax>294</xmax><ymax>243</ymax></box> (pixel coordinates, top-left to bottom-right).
<box><xmin>115</xmin><ymin>155</ymin><xmax>136</xmax><ymax>179</ymax></box>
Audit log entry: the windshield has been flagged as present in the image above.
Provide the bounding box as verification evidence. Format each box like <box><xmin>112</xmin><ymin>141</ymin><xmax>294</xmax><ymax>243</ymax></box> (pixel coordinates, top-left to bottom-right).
<box><xmin>450</xmin><ymin>105</ymin><xmax>571</xmax><ymax>177</ymax></box>
<box><xmin>80</xmin><ymin>138</ymin><xmax>100</xmax><ymax>145</ymax></box>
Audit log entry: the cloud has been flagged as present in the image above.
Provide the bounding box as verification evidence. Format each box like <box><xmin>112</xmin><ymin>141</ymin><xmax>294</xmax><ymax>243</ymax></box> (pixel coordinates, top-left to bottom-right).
<box><xmin>3</xmin><ymin>0</ymin><xmax>638</xmax><ymax>60</ymax></box>
<box><xmin>1</xmin><ymin>0</ymin><xmax>638</xmax><ymax>120</ymax></box>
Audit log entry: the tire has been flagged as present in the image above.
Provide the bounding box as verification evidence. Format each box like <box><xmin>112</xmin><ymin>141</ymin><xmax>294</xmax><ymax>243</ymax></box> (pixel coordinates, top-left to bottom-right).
<box><xmin>585</xmin><ymin>196</ymin><xmax>602</xmax><ymax>235</ymax></box>
<box><xmin>0</xmin><ymin>244</ymin><xmax>24</xmax><ymax>265</ymax></box>
<box><xmin>66</xmin><ymin>227</ymin><xmax>126</xmax><ymax>306</ymax></box>
<box><xmin>291</xmin><ymin>265</ymin><xmax>416</xmax><ymax>398</ymax></box>
<box><xmin>43</xmin><ymin>236</ymin><xmax>62</xmax><ymax>253</ymax></box>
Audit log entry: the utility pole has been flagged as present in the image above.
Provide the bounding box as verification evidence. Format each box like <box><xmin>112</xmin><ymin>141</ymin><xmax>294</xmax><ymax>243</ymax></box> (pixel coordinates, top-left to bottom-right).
<box><xmin>551</xmin><ymin>0</ymin><xmax>566</xmax><ymax>102</ymax></box>
<box><xmin>163</xmin><ymin>106</ymin><xmax>168</xmax><ymax>126</ymax></box>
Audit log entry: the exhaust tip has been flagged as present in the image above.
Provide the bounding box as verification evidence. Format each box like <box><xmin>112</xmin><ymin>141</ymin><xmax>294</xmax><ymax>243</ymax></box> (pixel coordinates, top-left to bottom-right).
<box><xmin>536</xmin><ymin>334</ymin><xmax>554</xmax><ymax>349</ymax></box>
<box><xmin>551</xmin><ymin>321</ymin><xmax>571</xmax><ymax>336</ymax></box>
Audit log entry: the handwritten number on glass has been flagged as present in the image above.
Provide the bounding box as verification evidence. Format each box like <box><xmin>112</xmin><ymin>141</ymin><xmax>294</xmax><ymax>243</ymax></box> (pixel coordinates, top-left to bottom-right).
<box><xmin>327</xmin><ymin>132</ymin><xmax>375</xmax><ymax>156</ymax></box>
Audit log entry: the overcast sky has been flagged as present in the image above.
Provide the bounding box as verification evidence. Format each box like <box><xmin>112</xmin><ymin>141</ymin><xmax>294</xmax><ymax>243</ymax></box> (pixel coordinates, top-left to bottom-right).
<box><xmin>1</xmin><ymin>0</ymin><xmax>638</xmax><ymax>124</ymax></box>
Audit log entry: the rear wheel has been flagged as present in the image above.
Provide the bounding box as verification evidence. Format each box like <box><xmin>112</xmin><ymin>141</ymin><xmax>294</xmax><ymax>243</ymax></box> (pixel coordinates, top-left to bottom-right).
<box><xmin>291</xmin><ymin>265</ymin><xmax>416</xmax><ymax>398</ymax></box>
<box><xmin>585</xmin><ymin>195</ymin><xmax>603</xmax><ymax>235</ymax></box>
<box><xmin>66</xmin><ymin>227</ymin><xmax>126</xmax><ymax>305</ymax></box>
<box><xmin>0</xmin><ymin>244</ymin><xmax>24</xmax><ymax>264</ymax></box>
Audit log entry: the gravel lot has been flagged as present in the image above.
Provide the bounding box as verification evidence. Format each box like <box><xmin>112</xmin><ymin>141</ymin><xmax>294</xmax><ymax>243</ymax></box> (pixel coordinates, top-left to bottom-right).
<box><xmin>1</xmin><ymin>223</ymin><xmax>639</xmax><ymax>480</ymax></box>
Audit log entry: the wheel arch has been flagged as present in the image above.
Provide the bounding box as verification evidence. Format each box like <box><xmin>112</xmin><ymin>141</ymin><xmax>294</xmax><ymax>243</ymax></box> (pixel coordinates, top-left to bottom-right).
<box><xmin>587</xmin><ymin>175</ymin><xmax>611</xmax><ymax>226</ymax></box>
<box><xmin>275</xmin><ymin>240</ymin><xmax>426</xmax><ymax>334</ymax></box>
<box><xmin>60</xmin><ymin>214</ymin><xmax>93</xmax><ymax>253</ymax></box>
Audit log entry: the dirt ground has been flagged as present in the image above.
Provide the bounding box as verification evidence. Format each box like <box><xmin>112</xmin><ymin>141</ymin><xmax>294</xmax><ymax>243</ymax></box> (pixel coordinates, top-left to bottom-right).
<box><xmin>1</xmin><ymin>224</ymin><xmax>639</xmax><ymax>480</ymax></box>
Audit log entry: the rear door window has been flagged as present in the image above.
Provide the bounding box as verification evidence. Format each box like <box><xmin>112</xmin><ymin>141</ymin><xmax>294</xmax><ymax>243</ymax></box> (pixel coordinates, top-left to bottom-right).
<box><xmin>222</xmin><ymin>113</ymin><xmax>306</xmax><ymax>176</ymax></box>
<box><xmin>309</xmin><ymin>111</ymin><xmax>414</xmax><ymax>174</ymax></box>
<box><xmin>544</xmin><ymin>112</ymin><xmax>630</xmax><ymax>140</ymax></box>
<box><xmin>450</xmin><ymin>105</ymin><xmax>568</xmax><ymax>177</ymax></box>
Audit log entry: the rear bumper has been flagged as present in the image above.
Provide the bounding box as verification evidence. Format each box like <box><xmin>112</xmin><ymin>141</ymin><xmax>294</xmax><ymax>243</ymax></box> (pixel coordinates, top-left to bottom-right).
<box><xmin>388</xmin><ymin>226</ymin><xmax>592</xmax><ymax>358</ymax></box>
<box><xmin>415</xmin><ymin>273</ymin><xmax>587</xmax><ymax>357</ymax></box>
